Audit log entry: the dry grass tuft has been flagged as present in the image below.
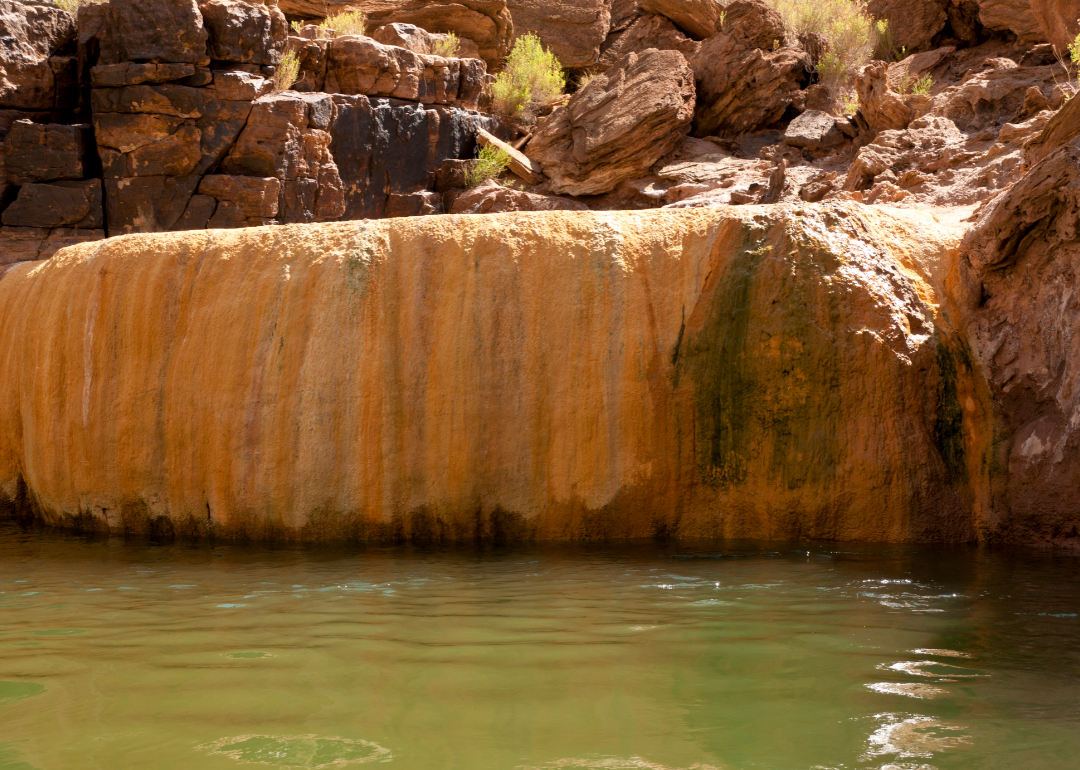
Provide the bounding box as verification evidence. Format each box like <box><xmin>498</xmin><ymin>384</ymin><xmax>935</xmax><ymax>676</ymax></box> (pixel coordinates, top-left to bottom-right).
<box><xmin>492</xmin><ymin>33</ymin><xmax>565</xmax><ymax>120</ymax></box>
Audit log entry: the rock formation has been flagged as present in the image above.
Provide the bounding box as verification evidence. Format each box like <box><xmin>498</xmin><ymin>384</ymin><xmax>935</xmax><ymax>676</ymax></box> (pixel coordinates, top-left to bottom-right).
<box><xmin>0</xmin><ymin>206</ymin><xmax>988</xmax><ymax>543</ymax></box>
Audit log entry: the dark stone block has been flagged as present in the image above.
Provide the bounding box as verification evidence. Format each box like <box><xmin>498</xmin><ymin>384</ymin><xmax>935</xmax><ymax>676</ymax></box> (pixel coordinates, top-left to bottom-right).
<box><xmin>104</xmin><ymin>175</ymin><xmax>200</xmax><ymax>234</ymax></box>
<box><xmin>1</xmin><ymin>179</ymin><xmax>102</xmax><ymax>229</ymax></box>
<box><xmin>4</xmin><ymin>120</ymin><xmax>90</xmax><ymax>183</ymax></box>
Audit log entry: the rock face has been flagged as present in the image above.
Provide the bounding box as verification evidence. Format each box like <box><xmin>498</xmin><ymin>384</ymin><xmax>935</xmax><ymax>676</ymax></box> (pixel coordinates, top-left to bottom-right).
<box><xmin>449</xmin><ymin>178</ymin><xmax>590</xmax><ymax>212</ymax></box>
<box><xmin>505</xmin><ymin>0</ymin><xmax>611</xmax><ymax>68</ymax></box>
<box><xmin>689</xmin><ymin>0</ymin><xmax>810</xmax><ymax>138</ymax></box>
<box><xmin>0</xmin><ymin>206</ymin><xmax>988</xmax><ymax>543</ymax></box>
<box><xmin>975</xmin><ymin>0</ymin><xmax>1045</xmax><ymax>43</ymax></box>
<box><xmin>0</xmin><ymin>0</ymin><xmax>77</xmax><ymax>110</ymax></box>
<box><xmin>867</xmin><ymin>0</ymin><xmax>948</xmax><ymax>53</ymax></box>
<box><xmin>527</xmin><ymin>48</ymin><xmax>695</xmax><ymax>195</ymax></box>
<box><xmin>596</xmin><ymin>13</ymin><xmax>699</xmax><ymax>72</ymax></box>
<box><xmin>1030</xmin><ymin>0</ymin><xmax>1080</xmax><ymax>55</ymax></box>
<box><xmin>960</xmin><ymin>136</ymin><xmax>1080</xmax><ymax>547</ymax></box>
<box><xmin>641</xmin><ymin>0</ymin><xmax>726</xmax><ymax>39</ymax></box>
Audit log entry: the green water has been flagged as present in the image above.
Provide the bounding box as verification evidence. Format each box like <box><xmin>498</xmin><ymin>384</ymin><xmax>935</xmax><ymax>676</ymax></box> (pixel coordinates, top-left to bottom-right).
<box><xmin>0</xmin><ymin>523</ymin><xmax>1078</xmax><ymax>770</ymax></box>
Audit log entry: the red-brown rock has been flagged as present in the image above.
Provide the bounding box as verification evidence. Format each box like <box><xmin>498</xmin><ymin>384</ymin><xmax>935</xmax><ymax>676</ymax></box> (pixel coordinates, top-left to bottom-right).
<box><xmin>527</xmin><ymin>48</ymin><xmax>695</xmax><ymax>195</ymax></box>
<box><xmin>641</xmin><ymin>0</ymin><xmax>725</xmax><ymax>39</ymax></box>
<box><xmin>597</xmin><ymin>13</ymin><xmax>699</xmax><ymax>72</ymax></box>
<box><xmin>449</xmin><ymin>178</ymin><xmax>588</xmax><ymax>213</ymax></box>
<box><xmin>104</xmin><ymin>175</ymin><xmax>201</xmax><ymax>233</ymax></box>
<box><xmin>0</xmin><ymin>0</ymin><xmax>77</xmax><ymax>110</ymax></box>
<box><xmin>1</xmin><ymin>179</ymin><xmax>102</xmax><ymax>229</ymax></box>
<box><xmin>199</xmin><ymin>0</ymin><xmax>288</xmax><ymax>66</ymax></box>
<box><xmin>867</xmin><ymin>0</ymin><xmax>948</xmax><ymax>53</ymax></box>
<box><xmin>505</xmin><ymin>0</ymin><xmax>611</xmax><ymax>68</ymax></box>
<box><xmin>4</xmin><ymin>120</ymin><xmax>90</xmax><ymax>183</ymax></box>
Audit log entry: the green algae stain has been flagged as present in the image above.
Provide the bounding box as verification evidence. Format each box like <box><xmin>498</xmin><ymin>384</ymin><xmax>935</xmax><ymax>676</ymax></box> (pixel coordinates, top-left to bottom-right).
<box><xmin>677</xmin><ymin>227</ymin><xmax>842</xmax><ymax>491</ymax></box>
<box><xmin>0</xmin><ymin>681</ymin><xmax>45</xmax><ymax>707</ymax></box>
<box><xmin>934</xmin><ymin>340</ymin><xmax>969</xmax><ymax>480</ymax></box>
<box><xmin>202</xmin><ymin>735</ymin><xmax>391</xmax><ymax>767</ymax></box>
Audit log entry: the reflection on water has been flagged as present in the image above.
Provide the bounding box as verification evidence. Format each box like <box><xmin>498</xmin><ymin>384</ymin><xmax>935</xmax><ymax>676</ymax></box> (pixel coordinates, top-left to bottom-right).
<box><xmin>0</xmin><ymin>522</ymin><xmax>1078</xmax><ymax>770</ymax></box>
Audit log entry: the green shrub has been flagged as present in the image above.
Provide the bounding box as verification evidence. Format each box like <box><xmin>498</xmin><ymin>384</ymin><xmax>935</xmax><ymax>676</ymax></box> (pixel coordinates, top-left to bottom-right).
<box><xmin>1070</xmin><ymin>31</ymin><xmax>1080</xmax><ymax>65</ymax></box>
<box><xmin>911</xmin><ymin>74</ymin><xmax>933</xmax><ymax>95</ymax></box>
<box><xmin>430</xmin><ymin>32</ymin><xmax>461</xmax><ymax>58</ymax></box>
<box><xmin>320</xmin><ymin>9</ymin><xmax>365</xmax><ymax>37</ymax></box>
<box><xmin>290</xmin><ymin>20</ymin><xmax>303</xmax><ymax>34</ymax></box>
<box><xmin>274</xmin><ymin>50</ymin><xmax>301</xmax><ymax>92</ymax></box>
<box><xmin>464</xmin><ymin>144</ymin><xmax>511</xmax><ymax>188</ymax></box>
<box><xmin>492</xmin><ymin>33</ymin><xmax>565</xmax><ymax>119</ymax></box>
<box><xmin>769</xmin><ymin>0</ymin><xmax>876</xmax><ymax>106</ymax></box>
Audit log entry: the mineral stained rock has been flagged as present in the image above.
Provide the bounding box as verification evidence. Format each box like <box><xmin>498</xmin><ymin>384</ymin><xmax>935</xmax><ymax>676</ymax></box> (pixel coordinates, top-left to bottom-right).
<box><xmin>0</xmin><ymin>206</ymin><xmax>988</xmax><ymax>543</ymax></box>
<box><xmin>867</xmin><ymin>0</ymin><xmax>948</xmax><ymax>53</ymax></box>
<box><xmin>505</xmin><ymin>0</ymin><xmax>611</xmax><ymax>68</ymax></box>
<box><xmin>0</xmin><ymin>0</ymin><xmax>77</xmax><ymax>110</ymax></box>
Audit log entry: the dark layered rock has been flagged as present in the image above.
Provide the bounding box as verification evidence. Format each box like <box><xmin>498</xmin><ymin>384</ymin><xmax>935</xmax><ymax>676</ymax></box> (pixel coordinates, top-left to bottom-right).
<box><xmin>370</xmin><ymin>22</ymin><xmax>482</xmax><ymax>59</ymax></box>
<box><xmin>93</xmin><ymin>113</ymin><xmax>202</xmax><ymax>177</ymax></box>
<box><xmin>0</xmin><ymin>225</ymin><xmax>102</xmax><ymax>265</ymax></box>
<box><xmin>104</xmin><ymin>175</ymin><xmax>201</xmax><ymax>233</ymax></box>
<box><xmin>1</xmin><ymin>179</ymin><xmax>102</xmax><ymax>228</ymax></box>
<box><xmin>4</xmin><ymin>120</ymin><xmax>90</xmax><ymax>183</ymax></box>
<box><xmin>689</xmin><ymin>0</ymin><xmax>810</xmax><ymax>138</ymax></box>
<box><xmin>199</xmin><ymin>0</ymin><xmax>287</xmax><ymax>66</ymax></box>
<box><xmin>527</xmin><ymin>49</ymin><xmax>695</xmax><ymax>195</ymax></box>
<box><xmin>90</xmin><ymin>62</ymin><xmax>199</xmax><ymax>87</ymax></box>
<box><xmin>0</xmin><ymin>0</ymin><xmax>77</xmax><ymax>110</ymax></box>
<box><xmin>641</xmin><ymin>0</ymin><xmax>725</xmax><ymax>39</ymax></box>
<box><xmin>505</xmin><ymin>0</ymin><xmax>611</xmax><ymax>68</ymax></box>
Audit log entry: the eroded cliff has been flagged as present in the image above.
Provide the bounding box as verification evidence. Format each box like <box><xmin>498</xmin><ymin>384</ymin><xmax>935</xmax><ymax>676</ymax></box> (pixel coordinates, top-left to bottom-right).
<box><xmin>0</xmin><ymin>206</ymin><xmax>993</xmax><ymax>542</ymax></box>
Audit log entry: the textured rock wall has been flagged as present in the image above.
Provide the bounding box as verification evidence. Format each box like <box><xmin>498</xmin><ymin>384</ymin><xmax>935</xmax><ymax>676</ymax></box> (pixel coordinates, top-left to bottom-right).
<box><xmin>0</xmin><ymin>206</ymin><xmax>991</xmax><ymax>542</ymax></box>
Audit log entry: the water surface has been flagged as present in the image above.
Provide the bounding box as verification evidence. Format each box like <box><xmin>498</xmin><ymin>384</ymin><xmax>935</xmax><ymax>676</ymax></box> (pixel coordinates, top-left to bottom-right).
<box><xmin>1</xmin><ymin>523</ymin><xmax>1078</xmax><ymax>769</ymax></box>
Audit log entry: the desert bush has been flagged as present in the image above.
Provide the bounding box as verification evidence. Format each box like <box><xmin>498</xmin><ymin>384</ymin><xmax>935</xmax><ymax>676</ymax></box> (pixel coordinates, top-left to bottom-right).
<box><xmin>492</xmin><ymin>33</ymin><xmax>565</xmax><ymax>119</ymax></box>
<box><xmin>769</xmin><ymin>0</ymin><xmax>876</xmax><ymax>105</ymax></box>
<box><xmin>53</xmin><ymin>0</ymin><xmax>104</xmax><ymax>15</ymax></box>
<box><xmin>464</xmin><ymin>144</ymin><xmax>511</xmax><ymax>188</ymax></box>
<box><xmin>274</xmin><ymin>50</ymin><xmax>300</xmax><ymax>92</ymax></box>
<box><xmin>430</xmin><ymin>32</ymin><xmax>461</xmax><ymax>58</ymax></box>
<box><xmin>320</xmin><ymin>9</ymin><xmax>365</xmax><ymax>37</ymax></box>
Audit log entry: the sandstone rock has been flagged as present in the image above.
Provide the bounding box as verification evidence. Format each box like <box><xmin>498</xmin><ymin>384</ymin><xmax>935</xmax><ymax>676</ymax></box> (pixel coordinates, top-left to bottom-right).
<box><xmin>527</xmin><ymin>49</ymin><xmax>695</xmax><ymax>195</ymax></box>
<box><xmin>288</xmin><ymin>37</ymin><xmax>329</xmax><ymax>92</ymax></box>
<box><xmin>1</xmin><ymin>179</ymin><xmax>102</xmax><ymax>229</ymax></box>
<box><xmin>845</xmin><ymin>115</ymin><xmax>962</xmax><ymax>190</ymax></box>
<box><xmin>193</xmin><ymin>80</ymin><xmax>257</xmax><ymax>176</ymax></box>
<box><xmin>938</xmin><ymin>63</ymin><xmax>1060</xmax><ymax>130</ymax></box>
<box><xmin>1024</xmin><ymin>86</ymin><xmax>1080</xmax><ymax>165</ymax></box>
<box><xmin>208</xmin><ymin>69</ymin><xmax>272</xmax><ymax>101</ymax></box>
<box><xmin>4</xmin><ymin>121</ymin><xmax>90</xmax><ymax>183</ymax></box>
<box><xmin>173</xmin><ymin>193</ymin><xmax>217</xmax><ymax>229</ymax></box>
<box><xmin>281</xmin><ymin>0</ymin><xmax>514</xmax><ymax>70</ymax></box>
<box><xmin>0</xmin><ymin>206</ymin><xmax>986</xmax><ymax>543</ymax></box>
<box><xmin>0</xmin><ymin>0</ymin><xmax>77</xmax><ymax>110</ymax></box>
<box><xmin>596</xmin><ymin>13</ymin><xmax>699</xmax><ymax>72</ymax></box>
<box><xmin>221</xmin><ymin>92</ymin><xmax>334</xmax><ymax>178</ymax></box>
<box><xmin>689</xmin><ymin>1</ymin><xmax>810</xmax><ymax>138</ymax></box>
<box><xmin>868</xmin><ymin>0</ymin><xmax>948</xmax><ymax>53</ymax></box>
<box><xmin>856</xmin><ymin>61</ymin><xmax>912</xmax><ymax>133</ymax></box>
<box><xmin>198</xmin><ymin>174</ymin><xmax>280</xmax><ymax>218</ymax></box>
<box><xmin>384</xmin><ymin>190</ymin><xmax>442</xmax><ymax>216</ymax></box>
<box><xmin>959</xmin><ymin>135</ymin><xmax>1080</xmax><ymax>546</ymax></box>
<box><xmin>104</xmin><ymin>175</ymin><xmax>201</xmax><ymax>233</ymax></box>
<box><xmin>1030</xmin><ymin>0</ymin><xmax>1080</xmax><ymax>55</ymax></box>
<box><xmin>325</xmin><ymin>36</ymin><xmax>483</xmax><ymax>107</ymax></box>
<box><xmin>370</xmin><ymin>22</ymin><xmax>482</xmax><ymax>59</ymax></box>
<box><xmin>641</xmin><ymin>0</ymin><xmax>725</xmax><ymax>39</ymax></box>
<box><xmin>199</xmin><ymin>0</ymin><xmax>288</xmax><ymax>66</ymax></box>
<box><xmin>449</xmin><ymin>178</ymin><xmax>588</xmax><ymax>212</ymax></box>
<box><xmin>94</xmin><ymin>113</ymin><xmax>202</xmax><ymax>177</ymax></box>
<box><xmin>976</xmin><ymin>0</ymin><xmax>1045</xmax><ymax>43</ymax></box>
<box><xmin>108</xmin><ymin>0</ymin><xmax>210</xmax><ymax>65</ymax></box>
<box><xmin>783</xmin><ymin>110</ymin><xmax>845</xmax><ymax>152</ymax></box>
<box><xmin>505</xmin><ymin>0</ymin><xmax>611</xmax><ymax>68</ymax></box>
<box><xmin>91</xmin><ymin>62</ymin><xmax>197</xmax><ymax>87</ymax></box>
<box><xmin>0</xmin><ymin>226</ymin><xmax>103</xmax><ymax>266</ymax></box>
<box><xmin>91</xmin><ymin>84</ymin><xmax>205</xmax><ymax>118</ymax></box>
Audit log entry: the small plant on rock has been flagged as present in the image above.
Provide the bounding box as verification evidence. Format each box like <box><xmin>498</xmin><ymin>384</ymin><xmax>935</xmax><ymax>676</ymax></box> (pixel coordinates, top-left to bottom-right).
<box><xmin>464</xmin><ymin>144</ymin><xmax>511</xmax><ymax>188</ymax></box>
<box><xmin>492</xmin><ymin>33</ymin><xmax>565</xmax><ymax>120</ymax></box>
<box><xmin>430</xmin><ymin>32</ymin><xmax>461</xmax><ymax>58</ymax></box>
<box><xmin>274</xmin><ymin>50</ymin><xmax>301</xmax><ymax>92</ymax></box>
<box><xmin>290</xmin><ymin>20</ymin><xmax>303</xmax><ymax>34</ymax></box>
<box><xmin>54</xmin><ymin>0</ymin><xmax>104</xmax><ymax>15</ymax></box>
<box><xmin>320</xmin><ymin>9</ymin><xmax>365</xmax><ymax>38</ymax></box>
<box><xmin>911</xmin><ymin>74</ymin><xmax>933</xmax><ymax>95</ymax></box>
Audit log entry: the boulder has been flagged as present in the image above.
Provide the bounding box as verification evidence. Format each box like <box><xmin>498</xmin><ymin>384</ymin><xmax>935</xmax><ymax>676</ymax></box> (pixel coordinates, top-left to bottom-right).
<box><xmin>976</xmin><ymin>0</ymin><xmax>1045</xmax><ymax>43</ymax></box>
<box><xmin>689</xmin><ymin>0</ymin><xmax>810</xmax><ymax>138</ymax></box>
<box><xmin>4</xmin><ymin>120</ymin><xmax>90</xmax><ymax>183</ymax></box>
<box><xmin>1030</xmin><ymin>0</ymin><xmax>1080</xmax><ymax>55</ymax></box>
<box><xmin>938</xmin><ymin>63</ymin><xmax>1060</xmax><ymax>130</ymax></box>
<box><xmin>1</xmin><ymin>179</ymin><xmax>103</xmax><ymax>229</ymax></box>
<box><xmin>288</xmin><ymin>36</ymin><xmax>329</xmax><ymax>92</ymax></box>
<box><xmin>198</xmin><ymin>0</ymin><xmax>288</xmax><ymax>66</ymax></box>
<box><xmin>641</xmin><ymin>0</ymin><xmax>726</xmax><ymax>39</ymax></box>
<box><xmin>1025</xmin><ymin>86</ymin><xmax>1080</xmax><ymax>165</ymax></box>
<box><xmin>527</xmin><ymin>48</ymin><xmax>695</xmax><ymax>195</ymax></box>
<box><xmin>505</xmin><ymin>0</ymin><xmax>611</xmax><ymax>68</ymax></box>
<box><xmin>959</xmin><ymin>135</ymin><xmax>1080</xmax><ymax>546</ymax></box>
<box><xmin>783</xmin><ymin>110</ymin><xmax>845</xmax><ymax>152</ymax></box>
<box><xmin>0</xmin><ymin>0</ymin><xmax>77</xmax><ymax>110</ymax></box>
<box><xmin>449</xmin><ymin>178</ymin><xmax>589</xmax><ymax>212</ymax></box>
<box><xmin>108</xmin><ymin>0</ymin><xmax>210</xmax><ymax>65</ymax></box>
<box><xmin>104</xmin><ymin>175</ymin><xmax>201</xmax><ymax>233</ymax></box>
<box><xmin>596</xmin><ymin>13</ymin><xmax>699</xmax><ymax>72</ymax></box>
<box><xmin>279</xmin><ymin>0</ymin><xmax>514</xmax><ymax>70</ymax></box>
<box><xmin>867</xmin><ymin>0</ymin><xmax>948</xmax><ymax>53</ymax></box>
<box><xmin>370</xmin><ymin>22</ymin><xmax>482</xmax><ymax>59</ymax></box>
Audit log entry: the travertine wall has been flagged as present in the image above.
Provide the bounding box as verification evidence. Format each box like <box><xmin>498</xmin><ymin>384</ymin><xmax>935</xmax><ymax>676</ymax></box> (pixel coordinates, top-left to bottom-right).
<box><xmin>0</xmin><ymin>205</ymin><xmax>992</xmax><ymax>542</ymax></box>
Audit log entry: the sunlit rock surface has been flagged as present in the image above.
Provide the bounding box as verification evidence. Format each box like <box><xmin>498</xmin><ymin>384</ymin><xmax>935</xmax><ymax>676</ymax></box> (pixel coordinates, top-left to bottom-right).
<box><xmin>0</xmin><ymin>206</ymin><xmax>990</xmax><ymax>542</ymax></box>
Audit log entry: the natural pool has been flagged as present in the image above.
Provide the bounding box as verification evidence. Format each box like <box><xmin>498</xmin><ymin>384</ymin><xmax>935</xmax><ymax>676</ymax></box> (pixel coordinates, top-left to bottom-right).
<box><xmin>0</xmin><ymin>522</ymin><xmax>1077</xmax><ymax>770</ymax></box>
